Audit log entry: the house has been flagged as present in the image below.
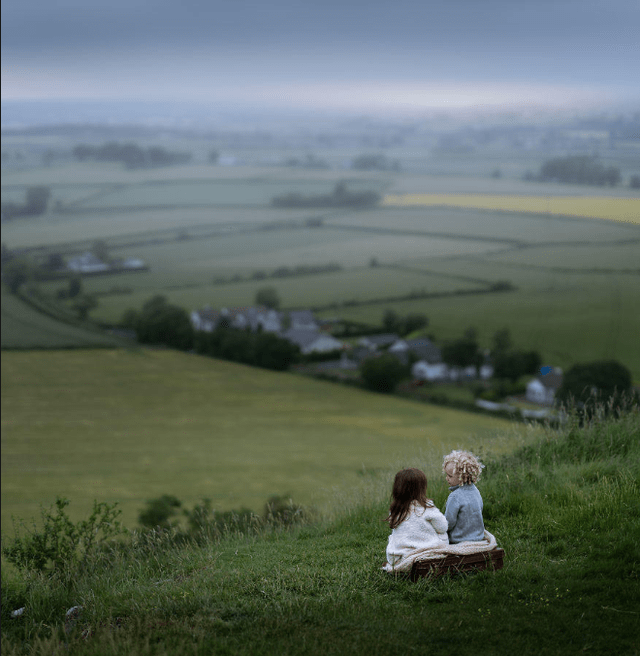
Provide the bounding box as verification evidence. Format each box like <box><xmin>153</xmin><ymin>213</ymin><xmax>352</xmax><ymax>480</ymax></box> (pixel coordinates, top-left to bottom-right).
<box><xmin>67</xmin><ymin>252</ymin><xmax>109</xmax><ymax>274</ymax></box>
<box><xmin>412</xmin><ymin>361</ymin><xmax>450</xmax><ymax>382</ymax></box>
<box><xmin>526</xmin><ymin>367</ymin><xmax>563</xmax><ymax>405</ymax></box>
<box><xmin>282</xmin><ymin>329</ymin><xmax>344</xmax><ymax>355</ymax></box>
<box><xmin>121</xmin><ymin>257</ymin><xmax>146</xmax><ymax>270</ymax></box>
<box><xmin>389</xmin><ymin>337</ymin><xmax>442</xmax><ymax>365</ymax></box>
<box><xmin>358</xmin><ymin>333</ymin><xmax>400</xmax><ymax>350</ymax></box>
<box><xmin>190</xmin><ymin>306</ymin><xmax>282</xmax><ymax>333</ymax></box>
<box><xmin>288</xmin><ymin>310</ymin><xmax>319</xmax><ymax>332</ymax></box>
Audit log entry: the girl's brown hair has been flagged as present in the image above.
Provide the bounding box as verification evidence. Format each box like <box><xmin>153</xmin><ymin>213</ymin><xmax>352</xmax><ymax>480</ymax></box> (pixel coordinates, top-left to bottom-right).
<box><xmin>385</xmin><ymin>468</ymin><xmax>431</xmax><ymax>529</ymax></box>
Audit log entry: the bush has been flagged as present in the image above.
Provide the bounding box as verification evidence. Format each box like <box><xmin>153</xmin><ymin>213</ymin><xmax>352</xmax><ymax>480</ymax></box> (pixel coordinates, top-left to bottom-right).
<box><xmin>360</xmin><ymin>354</ymin><xmax>409</xmax><ymax>393</ymax></box>
<box><xmin>2</xmin><ymin>497</ymin><xmax>123</xmax><ymax>574</ymax></box>
<box><xmin>138</xmin><ymin>495</ymin><xmax>182</xmax><ymax>530</ymax></box>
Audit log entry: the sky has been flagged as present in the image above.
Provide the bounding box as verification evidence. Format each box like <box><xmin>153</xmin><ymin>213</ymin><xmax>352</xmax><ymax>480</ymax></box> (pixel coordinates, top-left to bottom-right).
<box><xmin>2</xmin><ymin>0</ymin><xmax>639</xmax><ymax>115</ymax></box>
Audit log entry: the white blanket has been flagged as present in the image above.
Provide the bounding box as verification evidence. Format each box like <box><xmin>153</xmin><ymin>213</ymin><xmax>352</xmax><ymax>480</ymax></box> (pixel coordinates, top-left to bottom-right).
<box><xmin>383</xmin><ymin>530</ymin><xmax>498</xmax><ymax>573</ymax></box>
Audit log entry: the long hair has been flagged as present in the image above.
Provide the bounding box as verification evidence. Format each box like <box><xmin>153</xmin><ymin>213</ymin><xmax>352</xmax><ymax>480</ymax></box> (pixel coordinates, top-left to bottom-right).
<box><xmin>386</xmin><ymin>468</ymin><xmax>430</xmax><ymax>529</ymax></box>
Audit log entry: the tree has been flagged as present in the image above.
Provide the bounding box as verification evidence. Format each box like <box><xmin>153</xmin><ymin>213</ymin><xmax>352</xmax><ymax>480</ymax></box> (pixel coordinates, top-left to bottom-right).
<box><xmin>135</xmin><ymin>295</ymin><xmax>194</xmax><ymax>350</ymax></box>
<box><xmin>629</xmin><ymin>175</ymin><xmax>640</xmax><ymax>189</ymax></box>
<box><xmin>493</xmin><ymin>350</ymin><xmax>541</xmax><ymax>382</ymax></box>
<box><xmin>46</xmin><ymin>252</ymin><xmax>65</xmax><ymax>270</ymax></box>
<box><xmin>491</xmin><ymin>328</ymin><xmax>512</xmax><ymax>355</ymax></box>
<box><xmin>72</xmin><ymin>295</ymin><xmax>98</xmax><ymax>320</ymax></box>
<box><xmin>360</xmin><ymin>354</ymin><xmax>408</xmax><ymax>393</ymax></box>
<box><xmin>68</xmin><ymin>275</ymin><xmax>82</xmax><ymax>299</ymax></box>
<box><xmin>208</xmin><ymin>149</ymin><xmax>220</xmax><ymax>164</ymax></box>
<box><xmin>442</xmin><ymin>338</ymin><xmax>480</xmax><ymax>368</ymax></box>
<box><xmin>401</xmin><ymin>313</ymin><xmax>428</xmax><ymax>336</ymax></box>
<box><xmin>3</xmin><ymin>258</ymin><xmax>32</xmax><ymax>294</ymax></box>
<box><xmin>382</xmin><ymin>309</ymin><xmax>399</xmax><ymax>333</ymax></box>
<box><xmin>254</xmin><ymin>332</ymin><xmax>301</xmax><ymax>371</ymax></box>
<box><xmin>255</xmin><ymin>287</ymin><xmax>281</xmax><ymax>310</ymax></box>
<box><xmin>556</xmin><ymin>360</ymin><xmax>632</xmax><ymax>408</ymax></box>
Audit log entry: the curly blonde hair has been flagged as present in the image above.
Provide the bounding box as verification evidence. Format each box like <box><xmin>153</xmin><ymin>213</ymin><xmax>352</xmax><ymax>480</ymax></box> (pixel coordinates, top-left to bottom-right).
<box><xmin>442</xmin><ymin>450</ymin><xmax>484</xmax><ymax>485</ymax></box>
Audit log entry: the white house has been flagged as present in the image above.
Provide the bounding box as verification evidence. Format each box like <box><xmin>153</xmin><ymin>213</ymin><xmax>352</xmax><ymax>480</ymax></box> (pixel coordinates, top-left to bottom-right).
<box><xmin>67</xmin><ymin>252</ymin><xmax>109</xmax><ymax>274</ymax></box>
<box><xmin>282</xmin><ymin>329</ymin><xmax>344</xmax><ymax>355</ymax></box>
<box><xmin>412</xmin><ymin>361</ymin><xmax>450</xmax><ymax>382</ymax></box>
<box><xmin>190</xmin><ymin>306</ymin><xmax>282</xmax><ymax>333</ymax></box>
<box><xmin>526</xmin><ymin>368</ymin><xmax>563</xmax><ymax>405</ymax></box>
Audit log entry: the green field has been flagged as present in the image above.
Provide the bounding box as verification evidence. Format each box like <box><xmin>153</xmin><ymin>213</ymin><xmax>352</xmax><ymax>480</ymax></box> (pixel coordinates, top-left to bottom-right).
<box><xmin>1</xmin><ymin>349</ymin><xmax>524</xmax><ymax>534</ymax></box>
<box><xmin>2</xmin><ymin>162</ymin><xmax>639</xmax><ymax>379</ymax></box>
<box><xmin>0</xmin><ymin>288</ymin><xmax>124</xmax><ymax>349</ymax></box>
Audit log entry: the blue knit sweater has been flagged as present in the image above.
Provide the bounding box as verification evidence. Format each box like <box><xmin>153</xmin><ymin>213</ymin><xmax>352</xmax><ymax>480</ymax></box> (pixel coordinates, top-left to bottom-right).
<box><xmin>444</xmin><ymin>483</ymin><xmax>485</xmax><ymax>543</ymax></box>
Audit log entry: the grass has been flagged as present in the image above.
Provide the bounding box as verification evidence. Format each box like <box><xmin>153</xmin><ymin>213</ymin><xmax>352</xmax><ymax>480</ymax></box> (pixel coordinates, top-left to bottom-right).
<box><xmin>0</xmin><ymin>288</ymin><xmax>124</xmax><ymax>350</ymax></box>
<box><xmin>2</xmin><ymin>405</ymin><xmax>638</xmax><ymax>655</ymax></box>
<box><xmin>1</xmin><ymin>349</ymin><xmax>522</xmax><ymax>534</ymax></box>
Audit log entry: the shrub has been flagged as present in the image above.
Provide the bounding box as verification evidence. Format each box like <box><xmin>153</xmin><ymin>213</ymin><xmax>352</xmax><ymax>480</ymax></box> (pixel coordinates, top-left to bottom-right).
<box><xmin>360</xmin><ymin>354</ymin><xmax>409</xmax><ymax>393</ymax></box>
<box><xmin>2</xmin><ymin>497</ymin><xmax>123</xmax><ymax>574</ymax></box>
<box><xmin>138</xmin><ymin>495</ymin><xmax>182</xmax><ymax>530</ymax></box>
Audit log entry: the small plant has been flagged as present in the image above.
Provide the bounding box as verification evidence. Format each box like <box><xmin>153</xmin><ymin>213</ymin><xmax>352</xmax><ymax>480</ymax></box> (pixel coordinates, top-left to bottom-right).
<box><xmin>138</xmin><ymin>494</ymin><xmax>182</xmax><ymax>530</ymax></box>
<box><xmin>2</xmin><ymin>497</ymin><xmax>123</xmax><ymax>574</ymax></box>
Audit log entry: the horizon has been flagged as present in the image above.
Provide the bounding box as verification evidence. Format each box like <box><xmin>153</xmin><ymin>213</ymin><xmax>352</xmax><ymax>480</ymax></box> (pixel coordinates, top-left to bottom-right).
<box><xmin>2</xmin><ymin>0</ymin><xmax>639</xmax><ymax>120</ymax></box>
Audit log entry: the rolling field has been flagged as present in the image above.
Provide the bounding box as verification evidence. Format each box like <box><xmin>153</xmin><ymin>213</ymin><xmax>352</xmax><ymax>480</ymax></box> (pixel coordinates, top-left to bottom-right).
<box><xmin>0</xmin><ymin>349</ymin><xmax>523</xmax><ymax>534</ymax></box>
<box><xmin>2</xmin><ymin>163</ymin><xmax>639</xmax><ymax>379</ymax></box>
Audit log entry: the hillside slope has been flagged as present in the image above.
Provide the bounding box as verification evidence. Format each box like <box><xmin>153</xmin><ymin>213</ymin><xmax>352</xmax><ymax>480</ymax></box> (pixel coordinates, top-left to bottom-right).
<box><xmin>2</xmin><ymin>407</ymin><xmax>638</xmax><ymax>655</ymax></box>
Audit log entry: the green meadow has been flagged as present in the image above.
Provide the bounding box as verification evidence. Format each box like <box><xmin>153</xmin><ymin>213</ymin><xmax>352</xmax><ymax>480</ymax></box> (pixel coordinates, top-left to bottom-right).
<box><xmin>2</xmin><ymin>405</ymin><xmax>638</xmax><ymax>656</ymax></box>
<box><xmin>1</xmin><ymin>349</ymin><xmax>523</xmax><ymax>534</ymax></box>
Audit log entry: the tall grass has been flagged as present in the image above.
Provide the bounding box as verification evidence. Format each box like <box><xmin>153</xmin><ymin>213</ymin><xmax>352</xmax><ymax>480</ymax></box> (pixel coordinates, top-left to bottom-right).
<box><xmin>2</xmin><ymin>404</ymin><xmax>638</xmax><ymax>655</ymax></box>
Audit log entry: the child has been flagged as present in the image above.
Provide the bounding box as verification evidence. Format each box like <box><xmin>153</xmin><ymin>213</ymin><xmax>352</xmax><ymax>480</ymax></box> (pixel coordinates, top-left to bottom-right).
<box><xmin>442</xmin><ymin>450</ymin><xmax>485</xmax><ymax>544</ymax></box>
<box><xmin>384</xmin><ymin>468</ymin><xmax>448</xmax><ymax>570</ymax></box>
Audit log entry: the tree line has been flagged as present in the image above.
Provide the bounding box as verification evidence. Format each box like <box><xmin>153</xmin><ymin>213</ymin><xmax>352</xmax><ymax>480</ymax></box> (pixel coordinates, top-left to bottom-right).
<box><xmin>271</xmin><ymin>181</ymin><xmax>380</xmax><ymax>209</ymax></box>
<box><xmin>532</xmin><ymin>155</ymin><xmax>621</xmax><ymax>187</ymax></box>
<box><xmin>72</xmin><ymin>142</ymin><xmax>192</xmax><ymax>169</ymax></box>
<box><xmin>123</xmin><ymin>295</ymin><xmax>300</xmax><ymax>371</ymax></box>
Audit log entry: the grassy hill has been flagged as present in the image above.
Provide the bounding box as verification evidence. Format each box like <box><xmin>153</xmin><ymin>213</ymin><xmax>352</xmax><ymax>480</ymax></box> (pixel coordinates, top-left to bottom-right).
<box><xmin>2</xmin><ymin>404</ymin><xmax>638</xmax><ymax>655</ymax></box>
<box><xmin>1</xmin><ymin>287</ymin><xmax>125</xmax><ymax>350</ymax></box>
<box><xmin>1</xmin><ymin>349</ymin><xmax>521</xmax><ymax>534</ymax></box>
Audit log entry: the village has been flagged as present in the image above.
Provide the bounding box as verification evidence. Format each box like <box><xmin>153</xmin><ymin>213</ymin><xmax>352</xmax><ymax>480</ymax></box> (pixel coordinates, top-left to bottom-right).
<box><xmin>190</xmin><ymin>303</ymin><xmax>563</xmax><ymax>420</ymax></box>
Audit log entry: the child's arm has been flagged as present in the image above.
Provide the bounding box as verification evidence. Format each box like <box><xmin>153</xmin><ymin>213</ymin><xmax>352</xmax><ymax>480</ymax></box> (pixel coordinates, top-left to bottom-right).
<box><xmin>444</xmin><ymin>494</ymin><xmax>460</xmax><ymax>534</ymax></box>
<box><xmin>431</xmin><ymin>510</ymin><xmax>448</xmax><ymax>536</ymax></box>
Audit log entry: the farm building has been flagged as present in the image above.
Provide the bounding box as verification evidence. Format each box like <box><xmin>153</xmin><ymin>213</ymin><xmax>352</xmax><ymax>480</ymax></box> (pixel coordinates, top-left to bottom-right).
<box><xmin>358</xmin><ymin>333</ymin><xmax>400</xmax><ymax>350</ymax></box>
<box><xmin>389</xmin><ymin>337</ymin><xmax>442</xmax><ymax>365</ymax></box>
<box><xmin>282</xmin><ymin>329</ymin><xmax>344</xmax><ymax>355</ymax></box>
<box><xmin>67</xmin><ymin>252</ymin><xmax>109</xmax><ymax>274</ymax></box>
<box><xmin>190</xmin><ymin>306</ymin><xmax>282</xmax><ymax>333</ymax></box>
<box><xmin>526</xmin><ymin>368</ymin><xmax>563</xmax><ymax>405</ymax></box>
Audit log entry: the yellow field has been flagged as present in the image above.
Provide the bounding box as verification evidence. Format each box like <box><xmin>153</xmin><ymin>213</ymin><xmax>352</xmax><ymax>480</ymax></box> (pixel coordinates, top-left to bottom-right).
<box><xmin>382</xmin><ymin>194</ymin><xmax>640</xmax><ymax>224</ymax></box>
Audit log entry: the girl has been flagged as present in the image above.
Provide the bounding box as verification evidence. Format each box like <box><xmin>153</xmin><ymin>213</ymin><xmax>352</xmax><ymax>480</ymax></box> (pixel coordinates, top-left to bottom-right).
<box><xmin>383</xmin><ymin>468</ymin><xmax>448</xmax><ymax>571</ymax></box>
<box><xmin>442</xmin><ymin>450</ymin><xmax>485</xmax><ymax>544</ymax></box>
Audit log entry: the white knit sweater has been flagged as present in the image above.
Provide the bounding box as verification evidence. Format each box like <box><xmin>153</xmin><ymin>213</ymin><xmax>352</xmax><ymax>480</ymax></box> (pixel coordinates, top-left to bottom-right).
<box><xmin>385</xmin><ymin>501</ymin><xmax>449</xmax><ymax>570</ymax></box>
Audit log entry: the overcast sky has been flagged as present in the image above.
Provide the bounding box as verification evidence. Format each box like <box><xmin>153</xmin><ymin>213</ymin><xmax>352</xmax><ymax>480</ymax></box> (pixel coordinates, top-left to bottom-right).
<box><xmin>2</xmin><ymin>0</ymin><xmax>639</xmax><ymax>113</ymax></box>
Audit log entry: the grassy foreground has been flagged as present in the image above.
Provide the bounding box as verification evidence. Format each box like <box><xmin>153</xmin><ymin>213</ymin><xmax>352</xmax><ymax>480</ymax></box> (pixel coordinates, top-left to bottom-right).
<box><xmin>2</xmin><ymin>407</ymin><xmax>638</xmax><ymax>655</ymax></box>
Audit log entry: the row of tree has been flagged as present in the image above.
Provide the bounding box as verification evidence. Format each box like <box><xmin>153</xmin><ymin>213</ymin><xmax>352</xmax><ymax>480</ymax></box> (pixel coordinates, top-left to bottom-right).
<box><xmin>271</xmin><ymin>182</ymin><xmax>380</xmax><ymax>209</ymax></box>
<box><xmin>72</xmin><ymin>142</ymin><xmax>191</xmax><ymax>169</ymax></box>
<box><xmin>535</xmin><ymin>155</ymin><xmax>621</xmax><ymax>187</ymax></box>
<box><xmin>124</xmin><ymin>295</ymin><xmax>300</xmax><ymax>371</ymax></box>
